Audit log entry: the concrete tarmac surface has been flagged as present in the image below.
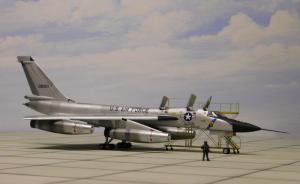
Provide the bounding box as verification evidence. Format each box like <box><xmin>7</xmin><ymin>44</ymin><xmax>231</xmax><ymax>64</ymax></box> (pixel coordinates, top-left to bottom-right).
<box><xmin>0</xmin><ymin>132</ymin><xmax>299</xmax><ymax>184</ymax></box>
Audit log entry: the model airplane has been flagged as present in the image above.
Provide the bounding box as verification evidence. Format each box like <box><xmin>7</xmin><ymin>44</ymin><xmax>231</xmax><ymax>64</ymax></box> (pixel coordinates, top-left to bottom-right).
<box><xmin>18</xmin><ymin>56</ymin><xmax>286</xmax><ymax>150</ymax></box>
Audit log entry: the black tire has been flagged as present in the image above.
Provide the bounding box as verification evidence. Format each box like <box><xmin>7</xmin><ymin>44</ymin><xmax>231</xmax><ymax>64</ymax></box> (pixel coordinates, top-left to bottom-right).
<box><xmin>109</xmin><ymin>144</ymin><xmax>115</xmax><ymax>150</ymax></box>
<box><xmin>223</xmin><ymin>148</ymin><xmax>230</xmax><ymax>154</ymax></box>
<box><xmin>116</xmin><ymin>142</ymin><xmax>122</xmax><ymax>148</ymax></box>
<box><xmin>117</xmin><ymin>142</ymin><xmax>131</xmax><ymax>149</ymax></box>
<box><xmin>126</xmin><ymin>143</ymin><xmax>132</xmax><ymax>148</ymax></box>
<box><xmin>226</xmin><ymin>148</ymin><xmax>230</xmax><ymax>154</ymax></box>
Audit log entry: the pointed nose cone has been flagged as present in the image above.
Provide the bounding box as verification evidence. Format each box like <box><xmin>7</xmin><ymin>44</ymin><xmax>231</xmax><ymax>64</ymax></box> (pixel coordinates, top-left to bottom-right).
<box><xmin>23</xmin><ymin>102</ymin><xmax>30</xmax><ymax>107</ymax></box>
<box><xmin>215</xmin><ymin>114</ymin><xmax>262</xmax><ymax>133</ymax></box>
<box><xmin>231</xmin><ymin>120</ymin><xmax>261</xmax><ymax>132</ymax></box>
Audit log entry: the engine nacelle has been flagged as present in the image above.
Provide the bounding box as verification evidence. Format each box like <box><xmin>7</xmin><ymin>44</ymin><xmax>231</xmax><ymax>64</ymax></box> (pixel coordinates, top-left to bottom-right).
<box><xmin>109</xmin><ymin>129</ymin><xmax>170</xmax><ymax>143</ymax></box>
<box><xmin>158</xmin><ymin>127</ymin><xmax>196</xmax><ymax>140</ymax></box>
<box><xmin>30</xmin><ymin>120</ymin><xmax>94</xmax><ymax>135</ymax></box>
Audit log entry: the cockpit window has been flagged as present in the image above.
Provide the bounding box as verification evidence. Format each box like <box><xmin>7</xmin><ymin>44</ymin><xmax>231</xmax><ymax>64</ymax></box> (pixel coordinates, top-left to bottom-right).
<box><xmin>207</xmin><ymin>111</ymin><xmax>217</xmax><ymax>117</ymax></box>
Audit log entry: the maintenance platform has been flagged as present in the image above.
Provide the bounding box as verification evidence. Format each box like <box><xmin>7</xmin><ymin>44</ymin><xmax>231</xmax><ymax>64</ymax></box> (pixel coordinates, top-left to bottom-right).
<box><xmin>0</xmin><ymin>132</ymin><xmax>299</xmax><ymax>184</ymax></box>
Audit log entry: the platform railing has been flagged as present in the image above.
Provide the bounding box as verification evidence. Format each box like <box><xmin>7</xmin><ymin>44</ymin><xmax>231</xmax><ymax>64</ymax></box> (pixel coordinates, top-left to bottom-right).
<box><xmin>198</xmin><ymin>102</ymin><xmax>240</xmax><ymax>115</ymax></box>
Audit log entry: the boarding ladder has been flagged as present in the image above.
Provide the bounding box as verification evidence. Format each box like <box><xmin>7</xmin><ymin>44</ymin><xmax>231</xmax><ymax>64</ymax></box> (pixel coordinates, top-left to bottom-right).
<box><xmin>223</xmin><ymin>136</ymin><xmax>240</xmax><ymax>152</ymax></box>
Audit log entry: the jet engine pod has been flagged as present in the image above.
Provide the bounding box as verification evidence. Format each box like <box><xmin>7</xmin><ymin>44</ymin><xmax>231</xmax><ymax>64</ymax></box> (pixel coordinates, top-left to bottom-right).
<box><xmin>158</xmin><ymin>127</ymin><xmax>196</xmax><ymax>140</ymax></box>
<box><xmin>109</xmin><ymin>129</ymin><xmax>170</xmax><ymax>143</ymax></box>
<box><xmin>30</xmin><ymin>120</ymin><xmax>94</xmax><ymax>135</ymax></box>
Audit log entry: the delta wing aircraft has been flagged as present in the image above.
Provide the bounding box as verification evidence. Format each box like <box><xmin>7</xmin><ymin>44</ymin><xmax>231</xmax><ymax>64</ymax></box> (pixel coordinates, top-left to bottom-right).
<box><xmin>18</xmin><ymin>56</ymin><xmax>286</xmax><ymax>151</ymax></box>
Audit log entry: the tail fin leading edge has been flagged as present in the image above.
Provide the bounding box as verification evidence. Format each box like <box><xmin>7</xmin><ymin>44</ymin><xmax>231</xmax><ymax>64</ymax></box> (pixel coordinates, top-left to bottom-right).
<box><xmin>18</xmin><ymin>56</ymin><xmax>67</xmax><ymax>101</ymax></box>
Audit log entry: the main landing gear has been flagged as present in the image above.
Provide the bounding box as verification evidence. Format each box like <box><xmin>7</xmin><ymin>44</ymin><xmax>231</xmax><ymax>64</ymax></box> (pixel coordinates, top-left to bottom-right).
<box><xmin>165</xmin><ymin>145</ymin><xmax>173</xmax><ymax>151</ymax></box>
<box><xmin>165</xmin><ymin>140</ymin><xmax>174</xmax><ymax>151</ymax></box>
<box><xmin>99</xmin><ymin>128</ymin><xmax>132</xmax><ymax>150</ymax></box>
<box><xmin>98</xmin><ymin>139</ymin><xmax>132</xmax><ymax>150</ymax></box>
<box><xmin>98</xmin><ymin>136</ymin><xmax>115</xmax><ymax>150</ymax></box>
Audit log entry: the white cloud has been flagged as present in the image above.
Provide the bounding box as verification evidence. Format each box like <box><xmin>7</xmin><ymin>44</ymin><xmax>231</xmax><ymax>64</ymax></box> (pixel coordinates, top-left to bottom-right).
<box><xmin>0</xmin><ymin>34</ymin><xmax>44</xmax><ymax>56</ymax></box>
<box><xmin>0</xmin><ymin>35</ymin><xmax>38</xmax><ymax>50</ymax></box>
<box><xmin>268</xmin><ymin>10</ymin><xmax>300</xmax><ymax>37</ymax></box>
<box><xmin>120</xmin><ymin>0</ymin><xmax>171</xmax><ymax>17</ymax></box>
<box><xmin>188</xmin><ymin>10</ymin><xmax>300</xmax><ymax>48</ymax></box>
<box><xmin>0</xmin><ymin>0</ymin><xmax>175</xmax><ymax>36</ymax></box>
<box><xmin>128</xmin><ymin>11</ymin><xmax>193</xmax><ymax>43</ymax></box>
<box><xmin>220</xmin><ymin>13</ymin><xmax>265</xmax><ymax>47</ymax></box>
<box><xmin>179</xmin><ymin>11</ymin><xmax>300</xmax><ymax>79</ymax></box>
<box><xmin>222</xmin><ymin>44</ymin><xmax>300</xmax><ymax>75</ymax></box>
<box><xmin>14</xmin><ymin>0</ymin><xmax>118</xmax><ymax>25</ymax></box>
<box><xmin>39</xmin><ymin>43</ymin><xmax>186</xmax><ymax>71</ymax></box>
<box><xmin>1</xmin><ymin>9</ymin><xmax>300</xmax><ymax>81</ymax></box>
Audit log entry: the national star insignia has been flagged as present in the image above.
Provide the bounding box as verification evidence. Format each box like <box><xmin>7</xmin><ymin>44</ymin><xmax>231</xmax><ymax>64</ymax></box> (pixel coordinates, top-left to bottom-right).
<box><xmin>184</xmin><ymin>112</ymin><xmax>193</xmax><ymax>121</ymax></box>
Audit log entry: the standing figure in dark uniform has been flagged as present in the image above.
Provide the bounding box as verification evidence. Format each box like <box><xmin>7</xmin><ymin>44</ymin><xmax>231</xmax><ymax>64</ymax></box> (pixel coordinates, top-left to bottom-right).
<box><xmin>201</xmin><ymin>141</ymin><xmax>210</xmax><ymax>161</ymax></box>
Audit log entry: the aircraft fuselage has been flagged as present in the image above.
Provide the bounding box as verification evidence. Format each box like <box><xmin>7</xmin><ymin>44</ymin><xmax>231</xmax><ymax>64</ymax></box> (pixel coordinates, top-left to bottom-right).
<box><xmin>25</xmin><ymin>100</ymin><xmax>233</xmax><ymax>132</ymax></box>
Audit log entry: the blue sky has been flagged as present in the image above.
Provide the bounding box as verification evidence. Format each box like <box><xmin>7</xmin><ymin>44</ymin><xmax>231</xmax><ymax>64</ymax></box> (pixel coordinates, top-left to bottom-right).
<box><xmin>0</xmin><ymin>0</ymin><xmax>300</xmax><ymax>136</ymax></box>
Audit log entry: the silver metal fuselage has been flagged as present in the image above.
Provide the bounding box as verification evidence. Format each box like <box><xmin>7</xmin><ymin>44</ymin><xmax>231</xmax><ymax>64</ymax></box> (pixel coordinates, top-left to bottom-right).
<box><xmin>25</xmin><ymin>100</ymin><xmax>220</xmax><ymax>131</ymax></box>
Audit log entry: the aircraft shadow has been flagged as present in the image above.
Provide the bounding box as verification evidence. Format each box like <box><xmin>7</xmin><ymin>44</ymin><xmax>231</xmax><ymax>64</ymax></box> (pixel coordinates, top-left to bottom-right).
<box><xmin>35</xmin><ymin>143</ymin><xmax>254</xmax><ymax>155</ymax></box>
<box><xmin>36</xmin><ymin>143</ymin><xmax>170</xmax><ymax>153</ymax></box>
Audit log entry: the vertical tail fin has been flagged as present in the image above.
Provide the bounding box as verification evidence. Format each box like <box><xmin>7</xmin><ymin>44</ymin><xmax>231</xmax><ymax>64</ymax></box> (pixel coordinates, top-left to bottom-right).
<box><xmin>203</xmin><ymin>96</ymin><xmax>212</xmax><ymax>110</ymax></box>
<box><xmin>186</xmin><ymin>94</ymin><xmax>197</xmax><ymax>111</ymax></box>
<box><xmin>159</xmin><ymin>96</ymin><xmax>169</xmax><ymax>110</ymax></box>
<box><xmin>18</xmin><ymin>56</ymin><xmax>67</xmax><ymax>101</ymax></box>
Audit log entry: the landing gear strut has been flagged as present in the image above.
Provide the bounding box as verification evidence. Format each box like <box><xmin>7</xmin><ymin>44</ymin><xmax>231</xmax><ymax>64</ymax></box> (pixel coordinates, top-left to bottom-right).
<box><xmin>99</xmin><ymin>128</ymin><xmax>115</xmax><ymax>150</ymax></box>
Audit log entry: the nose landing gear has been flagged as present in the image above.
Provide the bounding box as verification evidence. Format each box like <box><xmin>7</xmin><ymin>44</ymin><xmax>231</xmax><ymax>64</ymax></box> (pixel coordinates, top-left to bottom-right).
<box><xmin>165</xmin><ymin>145</ymin><xmax>173</xmax><ymax>151</ymax></box>
<box><xmin>222</xmin><ymin>148</ymin><xmax>230</xmax><ymax>154</ymax></box>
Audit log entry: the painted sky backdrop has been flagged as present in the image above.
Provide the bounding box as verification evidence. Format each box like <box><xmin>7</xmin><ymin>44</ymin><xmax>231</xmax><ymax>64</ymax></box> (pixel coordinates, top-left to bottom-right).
<box><xmin>0</xmin><ymin>0</ymin><xmax>300</xmax><ymax>136</ymax></box>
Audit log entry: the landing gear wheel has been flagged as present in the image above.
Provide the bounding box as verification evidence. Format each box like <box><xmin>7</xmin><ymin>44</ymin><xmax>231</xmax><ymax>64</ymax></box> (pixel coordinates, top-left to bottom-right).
<box><xmin>126</xmin><ymin>142</ymin><xmax>132</xmax><ymax>148</ymax></box>
<box><xmin>223</xmin><ymin>148</ymin><xmax>230</xmax><ymax>154</ymax></box>
<box><xmin>99</xmin><ymin>144</ymin><xmax>115</xmax><ymax>150</ymax></box>
<box><xmin>117</xmin><ymin>142</ymin><xmax>132</xmax><ymax>149</ymax></box>
<box><xmin>109</xmin><ymin>144</ymin><xmax>115</xmax><ymax>149</ymax></box>
<box><xmin>165</xmin><ymin>145</ymin><xmax>173</xmax><ymax>151</ymax></box>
